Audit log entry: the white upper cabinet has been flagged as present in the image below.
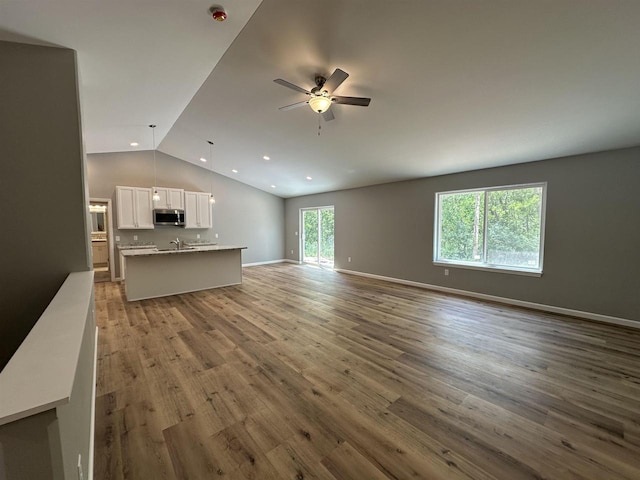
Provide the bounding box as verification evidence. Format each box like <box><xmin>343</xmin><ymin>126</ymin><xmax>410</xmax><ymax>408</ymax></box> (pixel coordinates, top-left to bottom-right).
<box><xmin>184</xmin><ymin>191</ymin><xmax>198</xmax><ymax>228</ymax></box>
<box><xmin>153</xmin><ymin>187</ymin><xmax>184</xmax><ymax>210</ymax></box>
<box><xmin>116</xmin><ymin>186</ymin><xmax>154</xmax><ymax>229</ymax></box>
<box><xmin>197</xmin><ymin>192</ymin><xmax>212</xmax><ymax>229</ymax></box>
<box><xmin>184</xmin><ymin>191</ymin><xmax>212</xmax><ymax>229</ymax></box>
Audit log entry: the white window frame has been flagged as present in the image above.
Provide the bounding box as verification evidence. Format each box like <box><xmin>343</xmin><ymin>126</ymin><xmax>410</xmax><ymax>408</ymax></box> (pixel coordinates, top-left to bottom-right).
<box><xmin>433</xmin><ymin>182</ymin><xmax>547</xmax><ymax>276</ymax></box>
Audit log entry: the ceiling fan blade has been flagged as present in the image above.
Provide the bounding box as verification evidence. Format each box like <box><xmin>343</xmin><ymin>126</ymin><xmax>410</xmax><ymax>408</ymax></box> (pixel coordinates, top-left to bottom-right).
<box><xmin>323</xmin><ymin>68</ymin><xmax>349</xmax><ymax>93</ymax></box>
<box><xmin>322</xmin><ymin>108</ymin><xmax>335</xmax><ymax>122</ymax></box>
<box><xmin>273</xmin><ymin>78</ymin><xmax>310</xmax><ymax>95</ymax></box>
<box><xmin>332</xmin><ymin>96</ymin><xmax>371</xmax><ymax>107</ymax></box>
<box><xmin>279</xmin><ymin>100</ymin><xmax>309</xmax><ymax>111</ymax></box>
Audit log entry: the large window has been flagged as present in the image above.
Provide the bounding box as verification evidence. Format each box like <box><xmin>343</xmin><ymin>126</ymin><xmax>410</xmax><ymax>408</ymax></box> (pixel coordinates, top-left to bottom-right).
<box><xmin>434</xmin><ymin>183</ymin><xmax>546</xmax><ymax>275</ymax></box>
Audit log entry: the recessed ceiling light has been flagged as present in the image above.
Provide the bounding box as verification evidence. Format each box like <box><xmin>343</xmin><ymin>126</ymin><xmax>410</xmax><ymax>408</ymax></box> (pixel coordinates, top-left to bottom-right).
<box><xmin>232</xmin><ymin>169</ymin><xmax>238</xmax><ymax>173</ymax></box>
<box><xmin>271</xmin><ymin>184</ymin><xmax>276</xmax><ymax>188</ymax></box>
<box><xmin>200</xmin><ymin>157</ymin><xmax>207</xmax><ymax>162</ymax></box>
<box><xmin>130</xmin><ymin>142</ymin><xmax>139</xmax><ymax>147</ymax></box>
<box><xmin>263</xmin><ymin>155</ymin><xmax>270</xmax><ymax>160</ymax></box>
<box><xmin>306</xmin><ymin>176</ymin><xmax>313</xmax><ymax>180</ymax></box>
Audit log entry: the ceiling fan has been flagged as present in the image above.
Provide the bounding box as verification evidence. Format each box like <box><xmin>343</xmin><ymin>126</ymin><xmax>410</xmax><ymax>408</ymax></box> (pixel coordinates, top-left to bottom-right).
<box><xmin>274</xmin><ymin>68</ymin><xmax>371</xmax><ymax>121</ymax></box>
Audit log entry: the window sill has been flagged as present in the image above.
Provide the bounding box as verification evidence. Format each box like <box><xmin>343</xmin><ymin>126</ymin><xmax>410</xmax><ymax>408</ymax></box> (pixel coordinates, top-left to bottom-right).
<box><xmin>433</xmin><ymin>261</ymin><xmax>542</xmax><ymax>277</ymax></box>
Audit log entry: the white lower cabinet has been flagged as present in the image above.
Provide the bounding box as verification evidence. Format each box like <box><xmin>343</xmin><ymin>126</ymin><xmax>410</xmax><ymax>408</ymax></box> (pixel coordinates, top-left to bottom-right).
<box><xmin>116</xmin><ymin>186</ymin><xmax>154</xmax><ymax>229</ymax></box>
<box><xmin>92</xmin><ymin>242</ymin><xmax>108</xmax><ymax>265</ymax></box>
<box><xmin>185</xmin><ymin>191</ymin><xmax>212</xmax><ymax>229</ymax></box>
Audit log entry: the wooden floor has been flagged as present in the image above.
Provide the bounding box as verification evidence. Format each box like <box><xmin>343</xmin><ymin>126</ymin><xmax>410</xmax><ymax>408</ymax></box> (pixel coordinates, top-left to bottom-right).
<box><xmin>94</xmin><ymin>266</ymin><xmax>111</xmax><ymax>283</ymax></box>
<box><xmin>94</xmin><ymin>263</ymin><xmax>640</xmax><ymax>480</ymax></box>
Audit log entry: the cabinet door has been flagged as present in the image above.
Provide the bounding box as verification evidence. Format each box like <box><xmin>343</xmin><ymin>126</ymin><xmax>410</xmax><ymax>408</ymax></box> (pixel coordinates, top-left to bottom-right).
<box><xmin>116</xmin><ymin>186</ymin><xmax>137</xmax><ymax>229</ymax></box>
<box><xmin>184</xmin><ymin>191</ymin><xmax>199</xmax><ymax>228</ymax></box>
<box><xmin>153</xmin><ymin>187</ymin><xmax>170</xmax><ymax>209</ymax></box>
<box><xmin>198</xmin><ymin>193</ymin><xmax>212</xmax><ymax>229</ymax></box>
<box><xmin>135</xmin><ymin>188</ymin><xmax>154</xmax><ymax>228</ymax></box>
<box><xmin>92</xmin><ymin>243</ymin><xmax>108</xmax><ymax>264</ymax></box>
<box><xmin>168</xmin><ymin>189</ymin><xmax>184</xmax><ymax>210</ymax></box>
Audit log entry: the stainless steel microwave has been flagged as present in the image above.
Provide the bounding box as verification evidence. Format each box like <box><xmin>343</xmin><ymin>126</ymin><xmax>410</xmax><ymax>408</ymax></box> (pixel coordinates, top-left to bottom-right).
<box><xmin>153</xmin><ymin>209</ymin><xmax>185</xmax><ymax>226</ymax></box>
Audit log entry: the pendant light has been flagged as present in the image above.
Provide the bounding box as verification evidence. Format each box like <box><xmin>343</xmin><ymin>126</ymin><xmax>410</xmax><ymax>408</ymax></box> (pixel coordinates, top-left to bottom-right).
<box><xmin>150</xmin><ymin>124</ymin><xmax>160</xmax><ymax>202</ymax></box>
<box><xmin>207</xmin><ymin>140</ymin><xmax>216</xmax><ymax>204</ymax></box>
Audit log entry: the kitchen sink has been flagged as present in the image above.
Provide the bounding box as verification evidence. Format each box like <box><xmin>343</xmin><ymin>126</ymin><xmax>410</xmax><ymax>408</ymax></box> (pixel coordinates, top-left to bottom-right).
<box><xmin>155</xmin><ymin>247</ymin><xmax>196</xmax><ymax>252</ymax></box>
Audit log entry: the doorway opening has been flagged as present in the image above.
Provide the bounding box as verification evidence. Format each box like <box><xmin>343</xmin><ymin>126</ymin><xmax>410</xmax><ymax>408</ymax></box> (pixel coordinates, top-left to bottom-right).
<box><xmin>90</xmin><ymin>198</ymin><xmax>115</xmax><ymax>282</ymax></box>
<box><xmin>301</xmin><ymin>206</ymin><xmax>334</xmax><ymax>268</ymax></box>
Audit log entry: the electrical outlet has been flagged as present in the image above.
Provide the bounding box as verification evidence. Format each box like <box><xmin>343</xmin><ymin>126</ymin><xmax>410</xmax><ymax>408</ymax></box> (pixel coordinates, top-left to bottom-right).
<box><xmin>295</xmin><ymin>231</ymin><xmax>298</xmax><ymax>236</ymax></box>
<box><xmin>115</xmin><ymin>235</ymin><xmax>120</xmax><ymax>241</ymax></box>
<box><xmin>348</xmin><ymin>256</ymin><xmax>352</xmax><ymax>262</ymax></box>
<box><xmin>444</xmin><ymin>269</ymin><xmax>449</xmax><ymax>276</ymax></box>
<box><xmin>291</xmin><ymin>250</ymin><xmax>294</xmax><ymax>255</ymax></box>
<box><xmin>215</xmin><ymin>233</ymin><xmax>219</xmax><ymax>239</ymax></box>
<box><xmin>196</xmin><ymin>234</ymin><xmax>200</xmax><ymax>239</ymax></box>
<box><xmin>133</xmin><ymin>235</ymin><xmax>138</xmax><ymax>241</ymax></box>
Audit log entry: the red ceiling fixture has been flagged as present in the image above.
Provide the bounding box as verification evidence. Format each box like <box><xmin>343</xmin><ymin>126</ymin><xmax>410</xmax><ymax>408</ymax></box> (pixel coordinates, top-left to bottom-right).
<box><xmin>211</xmin><ymin>7</ymin><xmax>227</xmax><ymax>22</ymax></box>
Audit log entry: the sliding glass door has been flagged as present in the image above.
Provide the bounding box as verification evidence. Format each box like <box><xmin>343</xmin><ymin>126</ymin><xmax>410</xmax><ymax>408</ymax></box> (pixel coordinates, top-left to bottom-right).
<box><xmin>301</xmin><ymin>206</ymin><xmax>334</xmax><ymax>268</ymax></box>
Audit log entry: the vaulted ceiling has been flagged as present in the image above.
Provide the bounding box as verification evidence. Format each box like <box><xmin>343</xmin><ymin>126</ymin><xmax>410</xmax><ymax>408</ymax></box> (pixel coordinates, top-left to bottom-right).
<box><xmin>2</xmin><ymin>0</ymin><xmax>640</xmax><ymax>197</ymax></box>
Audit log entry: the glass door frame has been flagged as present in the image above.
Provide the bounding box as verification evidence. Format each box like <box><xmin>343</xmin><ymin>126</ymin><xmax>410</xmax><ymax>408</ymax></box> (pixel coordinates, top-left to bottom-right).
<box><xmin>299</xmin><ymin>205</ymin><xmax>334</xmax><ymax>268</ymax></box>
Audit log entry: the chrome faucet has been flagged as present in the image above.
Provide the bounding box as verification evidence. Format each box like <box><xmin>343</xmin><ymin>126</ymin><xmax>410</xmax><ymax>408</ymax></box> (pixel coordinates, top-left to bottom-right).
<box><xmin>169</xmin><ymin>238</ymin><xmax>181</xmax><ymax>250</ymax></box>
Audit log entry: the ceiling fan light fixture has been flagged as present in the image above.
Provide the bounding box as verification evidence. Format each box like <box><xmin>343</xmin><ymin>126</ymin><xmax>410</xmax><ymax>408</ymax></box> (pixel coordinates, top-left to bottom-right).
<box><xmin>308</xmin><ymin>95</ymin><xmax>332</xmax><ymax>113</ymax></box>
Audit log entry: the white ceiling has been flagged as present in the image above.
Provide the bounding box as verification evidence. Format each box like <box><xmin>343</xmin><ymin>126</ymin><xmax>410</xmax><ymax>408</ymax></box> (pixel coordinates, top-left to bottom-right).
<box><xmin>0</xmin><ymin>0</ymin><xmax>262</xmax><ymax>153</ymax></box>
<box><xmin>2</xmin><ymin>0</ymin><xmax>640</xmax><ymax>198</ymax></box>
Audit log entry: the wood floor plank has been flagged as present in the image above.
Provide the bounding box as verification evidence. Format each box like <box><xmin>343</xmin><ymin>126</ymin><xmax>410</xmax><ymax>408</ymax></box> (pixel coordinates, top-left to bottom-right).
<box><xmin>177</xmin><ymin>328</ymin><xmax>226</xmax><ymax>370</ymax></box>
<box><xmin>266</xmin><ymin>441</ymin><xmax>338</xmax><ymax>480</ymax></box>
<box><xmin>321</xmin><ymin>441</ymin><xmax>389</xmax><ymax>480</ymax></box>
<box><xmin>93</xmin><ymin>263</ymin><xmax>640</xmax><ymax>479</ymax></box>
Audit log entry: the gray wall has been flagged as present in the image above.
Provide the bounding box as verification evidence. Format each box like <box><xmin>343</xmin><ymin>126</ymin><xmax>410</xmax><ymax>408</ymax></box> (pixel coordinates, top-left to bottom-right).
<box><xmin>285</xmin><ymin>147</ymin><xmax>640</xmax><ymax>322</ymax></box>
<box><xmin>0</xmin><ymin>410</ymin><xmax>60</xmax><ymax>479</ymax></box>
<box><xmin>87</xmin><ymin>150</ymin><xmax>285</xmax><ymax>275</ymax></box>
<box><xmin>0</xmin><ymin>41</ymin><xmax>90</xmax><ymax>370</ymax></box>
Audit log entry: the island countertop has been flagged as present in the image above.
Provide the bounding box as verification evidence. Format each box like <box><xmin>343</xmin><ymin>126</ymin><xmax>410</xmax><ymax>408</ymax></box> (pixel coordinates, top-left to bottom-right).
<box><xmin>120</xmin><ymin>245</ymin><xmax>247</xmax><ymax>257</ymax></box>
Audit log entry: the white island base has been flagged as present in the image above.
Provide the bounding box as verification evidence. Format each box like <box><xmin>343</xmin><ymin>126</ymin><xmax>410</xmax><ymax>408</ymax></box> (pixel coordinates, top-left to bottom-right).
<box><xmin>122</xmin><ymin>246</ymin><xmax>246</xmax><ymax>301</ymax></box>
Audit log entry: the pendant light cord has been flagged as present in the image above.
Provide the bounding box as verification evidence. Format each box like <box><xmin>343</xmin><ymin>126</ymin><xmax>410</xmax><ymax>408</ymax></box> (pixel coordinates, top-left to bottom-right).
<box><xmin>150</xmin><ymin>125</ymin><xmax>157</xmax><ymax>188</ymax></box>
<box><xmin>208</xmin><ymin>140</ymin><xmax>215</xmax><ymax>204</ymax></box>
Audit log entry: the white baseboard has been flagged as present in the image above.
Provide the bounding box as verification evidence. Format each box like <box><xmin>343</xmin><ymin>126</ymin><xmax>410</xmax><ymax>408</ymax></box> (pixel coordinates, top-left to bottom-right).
<box><xmin>335</xmin><ymin>268</ymin><xmax>639</xmax><ymax>330</ymax></box>
<box><xmin>243</xmin><ymin>259</ymin><xmax>291</xmax><ymax>267</ymax></box>
<box><xmin>243</xmin><ymin>259</ymin><xmax>301</xmax><ymax>267</ymax></box>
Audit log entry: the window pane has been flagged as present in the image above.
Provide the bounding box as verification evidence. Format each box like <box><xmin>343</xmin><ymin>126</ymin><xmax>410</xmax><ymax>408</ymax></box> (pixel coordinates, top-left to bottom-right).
<box><xmin>319</xmin><ymin>208</ymin><xmax>334</xmax><ymax>266</ymax></box>
<box><xmin>486</xmin><ymin>187</ymin><xmax>542</xmax><ymax>268</ymax></box>
<box><xmin>439</xmin><ymin>191</ymin><xmax>485</xmax><ymax>263</ymax></box>
<box><xmin>303</xmin><ymin>210</ymin><xmax>318</xmax><ymax>261</ymax></box>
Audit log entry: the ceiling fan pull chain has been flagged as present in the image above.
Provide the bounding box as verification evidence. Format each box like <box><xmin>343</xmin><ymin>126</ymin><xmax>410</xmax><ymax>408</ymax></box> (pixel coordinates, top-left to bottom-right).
<box><xmin>318</xmin><ymin>114</ymin><xmax>322</xmax><ymax>136</ymax></box>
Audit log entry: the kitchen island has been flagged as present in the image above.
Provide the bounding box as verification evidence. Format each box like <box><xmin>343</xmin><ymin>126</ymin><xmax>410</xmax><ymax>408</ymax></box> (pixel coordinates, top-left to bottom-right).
<box><xmin>120</xmin><ymin>245</ymin><xmax>246</xmax><ymax>301</ymax></box>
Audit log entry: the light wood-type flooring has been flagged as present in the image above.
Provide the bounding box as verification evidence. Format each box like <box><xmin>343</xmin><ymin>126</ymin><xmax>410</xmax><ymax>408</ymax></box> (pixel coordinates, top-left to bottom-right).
<box><xmin>94</xmin><ymin>267</ymin><xmax>111</xmax><ymax>283</ymax></box>
<box><xmin>94</xmin><ymin>263</ymin><xmax>640</xmax><ymax>479</ymax></box>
